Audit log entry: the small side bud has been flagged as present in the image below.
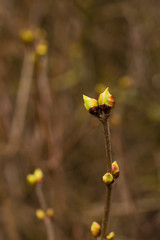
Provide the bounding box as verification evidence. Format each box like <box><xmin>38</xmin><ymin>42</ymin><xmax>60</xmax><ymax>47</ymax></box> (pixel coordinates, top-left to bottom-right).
<box><xmin>36</xmin><ymin>209</ymin><xmax>46</xmax><ymax>220</ymax></box>
<box><xmin>34</xmin><ymin>168</ymin><xmax>44</xmax><ymax>183</ymax></box>
<box><xmin>98</xmin><ymin>88</ymin><xmax>115</xmax><ymax>109</ymax></box>
<box><xmin>102</xmin><ymin>173</ymin><xmax>114</xmax><ymax>185</ymax></box>
<box><xmin>91</xmin><ymin>221</ymin><xmax>101</xmax><ymax>237</ymax></box>
<box><xmin>112</xmin><ymin>161</ymin><xmax>120</xmax><ymax>179</ymax></box>
<box><xmin>106</xmin><ymin>232</ymin><xmax>115</xmax><ymax>240</ymax></box>
<box><xmin>26</xmin><ymin>174</ymin><xmax>36</xmax><ymax>186</ymax></box>
<box><xmin>36</xmin><ymin>41</ymin><xmax>48</xmax><ymax>56</ymax></box>
<box><xmin>46</xmin><ymin>208</ymin><xmax>54</xmax><ymax>218</ymax></box>
<box><xmin>20</xmin><ymin>29</ymin><xmax>35</xmax><ymax>43</ymax></box>
<box><xmin>83</xmin><ymin>95</ymin><xmax>99</xmax><ymax>116</ymax></box>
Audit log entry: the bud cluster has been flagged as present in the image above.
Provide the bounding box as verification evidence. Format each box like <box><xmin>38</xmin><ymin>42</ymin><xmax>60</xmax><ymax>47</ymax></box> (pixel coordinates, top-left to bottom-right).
<box><xmin>27</xmin><ymin>168</ymin><xmax>44</xmax><ymax>186</ymax></box>
<box><xmin>36</xmin><ymin>208</ymin><xmax>54</xmax><ymax>220</ymax></box>
<box><xmin>102</xmin><ymin>161</ymin><xmax>120</xmax><ymax>186</ymax></box>
<box><xmin>83</xmin><ymin>87</ymin><xmax>115</xmax><ymax>118</ymax></box>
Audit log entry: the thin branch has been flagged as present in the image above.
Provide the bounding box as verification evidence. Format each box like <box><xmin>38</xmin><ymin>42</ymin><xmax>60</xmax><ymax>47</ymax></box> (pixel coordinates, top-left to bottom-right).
<box><xmin>100</xmin><ymin>114</ymin><xmax>113</xmax><ymax>240</ymax></box>
<box><xmin>9</xmin><ymin>48</ymin><xmax>34</xmax><ymax>148</ymax></box>
<box><xmin>36</xmin><ymin>184</ymin><xmax>55</xmax><ymax>240</ymax></box>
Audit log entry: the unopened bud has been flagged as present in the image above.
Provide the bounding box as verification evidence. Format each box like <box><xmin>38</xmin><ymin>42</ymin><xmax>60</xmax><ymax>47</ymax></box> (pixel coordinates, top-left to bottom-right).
<box><xmin>83</xmin><ymin>95</ymin><xmax>99</xmax><ymax>116</ymax></box>
<box><xmin>36</xmin><ymin>209</ymin><xmax>46</xmax><ymax>220</ymax></box>
<box><xmin>102</xmin><ymin>173</ymin><xmax>114</xmax><ymax>185</ymax></box>
<box><xmin>20</xmin><ymin>29</ymin><xmax>35</xmax><ymax>43</ymax></box>
<box><xmin>34</xmin><ymin>168</ymin><xmax>44</xmax><ymax>183</ymax></box>
<box><xmin>46</xmin><ymin>208</ymin><xmax>54</xmax><ymax>218</ymax></box>
<box><xmin>26</xmin><ymin>174</ymin><xmax>36</xmax><ymax>186</ymax></box>
<box><xmin>106</xmin><ymin>232</ymin><xmax>115</xmax><ymax>239</ymax></box>
<box><xmin>91</xmin><ymin>221</ymin><xmax>101</xmax><ymax>237</ymax></box>
<box><xmin>36</xmin><ymin>41</ymin><xmax>48</xmax><ymax>56</ymax></box>
<box><xmin>112</xmin><ymin>161</ymin><xmax>120</xmax><ymax>179</ymax></box>
<box><xmin>98</xmin><ymin>88</ymin><xmax>115</xmax><ymax>109</ymax></box>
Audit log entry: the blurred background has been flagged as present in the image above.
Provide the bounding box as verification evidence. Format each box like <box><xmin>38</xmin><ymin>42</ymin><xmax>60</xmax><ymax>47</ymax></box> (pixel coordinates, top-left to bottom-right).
<box><xmin>0</xmin><ymin>0</ymin><xmax>159</xmax><ymax>239</ymax></box>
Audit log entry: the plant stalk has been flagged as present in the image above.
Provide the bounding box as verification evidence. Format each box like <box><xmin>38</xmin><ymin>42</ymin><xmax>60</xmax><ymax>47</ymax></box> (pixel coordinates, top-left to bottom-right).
<box><xmin>36</xmin><ymin>184</ymin><xmax>55</xmax><ymax>240</ymax></box>
<box><xmin>100</xmin><ymin>115</ymin><xmax>113</xmax><ymax>240</ymax></box>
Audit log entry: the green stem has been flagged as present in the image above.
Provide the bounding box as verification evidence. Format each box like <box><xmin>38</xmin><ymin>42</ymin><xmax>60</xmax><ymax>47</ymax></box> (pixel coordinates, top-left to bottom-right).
<box><xmin>100</xmin><ymin>115</ymin><xmax>113</xmax><ymax>240</ymax></box>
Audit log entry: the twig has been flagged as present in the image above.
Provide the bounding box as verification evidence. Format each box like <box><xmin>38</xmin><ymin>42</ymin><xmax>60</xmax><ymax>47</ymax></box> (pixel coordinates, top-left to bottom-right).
<box><xmin>9</xmin><ymin>48</ymin><xmax>34</xmax><ymax>148</ymax></box>
<box><xmin>36</xmin><ymin>184</ymin><xmax>55</xmax><ymax>240</ymax></box>
<box><xmin>100</xmin><ymin>113</ymin><xmax>113</xmax><ymax>240</ymax></box>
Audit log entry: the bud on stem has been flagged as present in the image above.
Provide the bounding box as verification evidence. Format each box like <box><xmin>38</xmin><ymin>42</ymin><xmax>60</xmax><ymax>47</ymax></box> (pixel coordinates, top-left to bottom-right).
<box><xmin>102</xmin><ymin>173</ymin><xmax>114</xmax><ymax>185</ymax></box>
<box><xmin>83</xmin><ymin>95</ymin><xmax>99</xmax><ymax>116</ymax></box>
<box><xmin>98</xmin><ymin>88</ymin><xmax>115</xmax><ymax>109</ymax></box>
<box><xmin>112</xmin><ymin>161</ymin><xmax>120</xmax><ymax>179</ymax></box>
<box><xmin>91</xmin><ymin>221</ymin><xmax>101</xmax><ymax>237</ymax></box>
<box><xmin>106</xmin><ymin>232</ymin><xmax>115</xmax><ymax>239</ymax></box>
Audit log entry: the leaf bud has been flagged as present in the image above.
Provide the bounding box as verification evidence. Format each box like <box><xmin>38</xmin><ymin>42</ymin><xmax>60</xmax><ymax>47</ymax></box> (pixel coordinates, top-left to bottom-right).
<box><xmin>83</xmin><ymin>95</ymin><xmax>99</xmax><ymax>116</ymax></box>
<box><xmin>91</xmin><ymin>221</ymin><xmax>101</xmax><ymax>237</ymax></box>
<box><xmin>102</xmin><ymin>173</ymin><xmax>114</xmax><ymax>185</ymax></box>
<box><xmin>98</xmin><ymin>88</ymin><xmax>115</xmax><ymax>109</ymax></box>
<box><xmin>19</xmin><ymin>29</ymin><xmax>35</xmax><ymax>43</ymax></box>
<box><xmin>34</xmin><ymin>168</ymin><xmax>44</xmax><ymax>183</ymax></box>
<box><xmin>36</xmin><ymin>209</ymin><xmax>46</xmax><ymax>220</ymax></box>
<box><xmin>106</xmin><ymin>232</ymin><xmax>115</xmax><ymax>240</ymax></box>
<box><xmin>112</xmin><ymin>161</ymin><xmax>120</xmax><ymax>179</ymax></box>
<box><xmin>36</xmin><ymin>41</ymin><xmax>48</xmax><ymax>56</ymax></box>
<box><xmin>26</xmin><ymin>174</ymin><xmax>36</xmax><ymax>186</ymax></box>
<box><xmin>46</xmin><ymin>208</ymin><xmax>54</xmax><ymax>218</ymax></box>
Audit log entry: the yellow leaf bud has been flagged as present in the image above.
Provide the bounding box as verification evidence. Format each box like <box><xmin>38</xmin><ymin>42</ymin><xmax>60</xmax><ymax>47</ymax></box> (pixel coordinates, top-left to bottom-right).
<box><xmin>34</xmin><ymin>168</ymin><xmax>44</xmax><ymax>183</ymax></box>
<box><xmin>36</xmin><ymin>209</ymin><xmax>46</xmax><ymax>220</ymax></box>
<box><xmin>26</xmin><ymin>174</ymin><xmax>36</xmax><ymax>186</ymax></box>
<box><xmin>106</xmin><ymin>231</ymin><xmax>115</xmax><ymax>239</ymax></box>
<box><xmin>46</xmin><ymin>208</ymin><xmax>54</xmax><ymax>218</ymax></box>
<box><xmin>91</xmin><ymin>221</ymin><xmax>101</xmax><ymax>237</ymax></box>
<box><xmin>112</xmin><ymin>161</ymin><xmax>120</xmax><ymax>179</ymax></box>
<box><xmin>102</xmin><ymin>173</ymin><xmax>114</xmax><ymax>185</ymax></box>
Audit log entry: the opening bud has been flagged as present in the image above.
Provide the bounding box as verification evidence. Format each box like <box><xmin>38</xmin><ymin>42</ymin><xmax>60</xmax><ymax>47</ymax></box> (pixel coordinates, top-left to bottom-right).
<box><xmin>34</xmin><ymin>168</ymin><xmax>44</xmax><ymax>183</ymax></box>
<box><xmin>36</xmin><ymin>209</ymin><xmax>46</xmax><ymax>220</ymax></box>
<box><xmin>98</xmin><ymin>88</ymin><xmax>115</xmax><ymax>109</ymax></box>
<box><xmin>112</xmin><ymin>161</ymin><xmax>120</xmax><ymax>179</ymax></box>
<box><xmin>106</xmin><ymin>232</ymin><xmax>115</xmax><ymax>240</ymax></box>
<box><xmin>102</xmin><ymin>173</ymin><xmax>114</xmax><ymax>185</ymax></box>
<box><xmin>83</xmin><ymin>95</ymin><xmax>99</xmax><ymax>116</ymax></box>
<box><xmin>46</xmin><ymin>208</ymin><xmax>54</xmax><ymax>218</ymax></box>
<box><xmin>91</xmin><ymin>221</ymin><xmax>101</xmax><ymax>237</ymax></box>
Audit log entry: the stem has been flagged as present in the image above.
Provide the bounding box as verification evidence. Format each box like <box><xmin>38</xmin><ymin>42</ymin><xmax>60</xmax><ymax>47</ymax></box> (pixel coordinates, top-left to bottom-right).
<box><xmin>9</xmin><ymin>48</ymin><xmax>34</xmax><ymax>148</ymax></box>
<box><xmin>100</xmin><ymin>114</ymin><xmax>113</xmax><ymax>240</ymax></box>
<box><xmin>36</xmin><ymin>184</ymin><xmax>55</xmax><ymax>240</ymax></box>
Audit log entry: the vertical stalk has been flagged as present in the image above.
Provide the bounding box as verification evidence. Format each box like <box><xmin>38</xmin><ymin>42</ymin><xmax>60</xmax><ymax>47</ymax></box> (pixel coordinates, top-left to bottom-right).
<box><xmin>36</xmin><ymin>184</ymin><xmax>55</xmax><ymax>240</ymax></box>
<box><xmin>9</xmin><ymin>48</ymin><xmax>34</xmax><ymax>148</ymax></box>
<box><xmin>100</xmin><ymin>115</ymin><xmax>113</xmax><ymax>240</ymax></box>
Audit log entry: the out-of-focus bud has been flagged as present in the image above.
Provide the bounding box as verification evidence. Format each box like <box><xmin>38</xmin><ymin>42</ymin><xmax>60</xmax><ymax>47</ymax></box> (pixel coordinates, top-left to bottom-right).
<box><xmin>34</xmin><ymin>168</ymin><xmax>44</xmax><ymax>183</ymax></box>
<box><xmin>98</xmin><ymin>88</ymin><xmax>115</xmax><ymax>109</ymax></box>
<box><xmin>46</xmin><ymin>208</ymin><xmax>54</xmax><ymax>218</ymax></box>
<box><xmin>83</xmin><ymin>95</ymin><xmax>99</xmax><ymax>116</ymax></box>
<box><xmin>106</xmin><ymin>232</ymin><xmax>115</xmax><ymax>240</ymax></box>
<box><xmin>102</xmin><ymin>173</ymin><xmax>114</xmax><ymax>185</ymax></box>
<box><xmin>26</xmin><ymin>174</ymin><xmax>36</xmax><ymax>186</ymax></box>
<box><xmin>20</xmin><ymin>29</ymin><xmax>35</xmax><ymax>43</ymax></box>
<box><xmin>36</xmin><ymin>41</ymin><xmax>48</xmax><ymax>56</ymax></box>
<box><xmin>112</xmin><ymin>161</ymin><xmax>120</xmax><ymax>179</ymax></box>
<box><xmin>91</xmin><ymin>221</ymin><xmax>101</xmax><ymax>237</ymax></box>
<box><xmin>119</xmin><ymin>75</ymin><xmax>132</xmax><ymax>88</ymax></box>
<box><xmin>36</xmin><ymin>209</ymin><xmax>46</xmax><ymax>220</ymax></box>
